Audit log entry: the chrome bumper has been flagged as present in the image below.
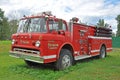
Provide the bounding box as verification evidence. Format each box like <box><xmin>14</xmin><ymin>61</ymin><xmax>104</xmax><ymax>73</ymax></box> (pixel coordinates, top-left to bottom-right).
<box><xmin>9</xmin><ymin>51</ymin><xmax>44</xmax><ymax>63</ymax></box>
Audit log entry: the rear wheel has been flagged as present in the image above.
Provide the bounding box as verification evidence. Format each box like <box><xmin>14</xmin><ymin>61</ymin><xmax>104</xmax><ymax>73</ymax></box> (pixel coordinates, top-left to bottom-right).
<box><xmin>55</xmin><ymin>49</ymin><xmax>73</xmax><ymax>70</ymax></box>
<box><xmin>99</xmin><ymin>46</ymin><xmax>106</xmax><ymax>58</ymax></box>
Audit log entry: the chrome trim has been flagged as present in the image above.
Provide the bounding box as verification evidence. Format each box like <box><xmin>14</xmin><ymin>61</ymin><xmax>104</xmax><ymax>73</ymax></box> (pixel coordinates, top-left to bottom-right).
<box><xmin>79</xmin><ymin>30</ymin><xmax>87</xmax><ymax>33</ymax></box>
<box><xmin>75</xmin><ymin>55</ymin><xmax>91</xmax><ymax>60</ymax></box>
<box><xmin>43</xmin><ymin>55</ymin><xmax>56</xmax><ymax>59</ymax></box>
<box><xmin>91</xmin><ymin>48</ymin><xmax>112</xmax><ymax>53</ymax></box>
<box><xmin>14</xmin><ymin>48</ymin><xmax>40</xmax><ymax>55</ymax></box>
<box><xmin>75</xmin><ymin>54</ymin><xmax>99</xmax><ymax>60</ymax></box>
<box><xmin>91</xmin><ymin>50</ymin><xmax>100</xmax><ymax>53</ymax></box>
<box><xmin>107</xmin><ymin>48</ymin><xmax>112</xmax><ymax>50</ymax></box>
<box><xmin>9</xmin><ymin>51</ymin><xmax>43</xmax><ymax>63</ymax></box>
<box><xmin>88</xmin><ymin>36</ymin><xmax>112</xmax><ymax>40</ymax></box>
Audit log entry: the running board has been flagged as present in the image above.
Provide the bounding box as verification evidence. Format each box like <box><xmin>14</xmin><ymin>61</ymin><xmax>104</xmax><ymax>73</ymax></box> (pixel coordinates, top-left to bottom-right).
<box><xmin>74</xmin><ymin>55</ymin><xmax>92</xmax><ymax>60</ymax></box>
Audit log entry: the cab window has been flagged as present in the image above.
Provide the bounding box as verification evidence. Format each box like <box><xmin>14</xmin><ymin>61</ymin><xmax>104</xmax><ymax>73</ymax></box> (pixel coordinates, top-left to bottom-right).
<box><xmin>48</xmin><ymin>20</ymin><xmax>66</xmax><ymax>32</ymax></box>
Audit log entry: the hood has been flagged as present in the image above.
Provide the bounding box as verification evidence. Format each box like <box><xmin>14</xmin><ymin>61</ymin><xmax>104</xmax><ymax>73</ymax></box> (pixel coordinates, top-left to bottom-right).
<box><xmin>12</xmin><ymin>32</ymin><xmax>64</xmax><ymax>41</ymax></box>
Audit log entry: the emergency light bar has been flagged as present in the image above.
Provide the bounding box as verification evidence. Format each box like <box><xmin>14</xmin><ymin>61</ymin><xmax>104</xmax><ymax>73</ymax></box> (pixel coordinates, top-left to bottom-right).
<box><xmin>31</xmin><ymin>11</ymin><xmax>52</xmax><ymax>16</ymax></box>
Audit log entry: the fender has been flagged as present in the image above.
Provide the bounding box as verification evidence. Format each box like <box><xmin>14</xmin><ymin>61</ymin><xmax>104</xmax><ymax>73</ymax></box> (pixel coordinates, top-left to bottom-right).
<box><xmin>56</xmin><ymin>42</ymin><xmax>75</xmax><ymax>59</ymax></box>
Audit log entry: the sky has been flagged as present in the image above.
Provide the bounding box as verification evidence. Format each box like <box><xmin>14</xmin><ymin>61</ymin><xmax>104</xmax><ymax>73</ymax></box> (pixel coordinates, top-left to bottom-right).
<box><xmin>0</xmin><ymin>0</ymin><xmax>120</xmax><ymax>33</ymax></box>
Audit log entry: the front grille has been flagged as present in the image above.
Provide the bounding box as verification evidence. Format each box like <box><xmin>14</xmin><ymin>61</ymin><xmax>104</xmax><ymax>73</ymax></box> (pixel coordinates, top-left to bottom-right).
<box><xmin>13</xmin><ymin>48</ymin><xmax>40</xmax><ymax>55</ymax></box>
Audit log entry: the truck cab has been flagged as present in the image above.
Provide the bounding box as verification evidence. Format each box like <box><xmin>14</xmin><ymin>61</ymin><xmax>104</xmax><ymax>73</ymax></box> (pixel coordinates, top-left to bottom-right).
<box><xmin>10</xmin><ymin>12</ymin><xmax>73</xmax><ymax>69</ymax></box>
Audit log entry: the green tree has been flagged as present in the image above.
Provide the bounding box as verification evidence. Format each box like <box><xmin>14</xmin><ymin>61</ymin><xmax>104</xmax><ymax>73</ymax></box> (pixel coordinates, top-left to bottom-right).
<box><xmin>116</xmin><ymin>15</ymin><xmax>120</xmax><ymax>37</ymax></box>
<box><xmin>0</xmin><ymin>8</ymin><xmax>4</xmax><ymax>39</ymax></box>
<box><xmin>112</xmin><ymin>32</ymin><xmax>116</xmax><ymax>37</ymax></box>
<box><xmin>97</xmin><ymin>19</ymin><xmax>109</xmax><ymax>28</ymax></box>
<box><xmin>0</xmin><ymin>8</ymin><xmax>10</xmax><ymax>40</ymax></box>
<box><xmin>9</xmin><ymin>19</ymin><xmax>18</xmax><ymax>36</ymax></box>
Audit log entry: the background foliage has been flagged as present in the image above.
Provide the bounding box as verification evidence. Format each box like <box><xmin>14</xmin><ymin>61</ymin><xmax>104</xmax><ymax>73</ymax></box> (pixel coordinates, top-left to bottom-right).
<box><xmin>0</xmin><ymin>8</ymin><xmax>18</xmax><ymax>40</ymax></box>
<box><xmin>116</xmin><ymin>15</ymin><xmax>120</xmax><ymax>37</ymax></box>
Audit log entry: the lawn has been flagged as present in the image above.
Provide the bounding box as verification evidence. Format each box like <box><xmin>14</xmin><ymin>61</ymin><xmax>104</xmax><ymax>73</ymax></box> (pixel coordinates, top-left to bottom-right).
<box><xmin>0</xmin><ymin>41</ymin><xmax>120</xmax><ymax>80</ymax></box>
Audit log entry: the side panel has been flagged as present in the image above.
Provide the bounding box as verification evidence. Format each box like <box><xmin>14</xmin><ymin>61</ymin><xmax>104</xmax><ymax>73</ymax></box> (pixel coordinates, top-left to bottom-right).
<box><xmin>88</xmin><ymin>36</ymin><xmax>112</xmax><ymax>55</ymax></box>
<box><xmin>73</xmin><ymin>24</ymin><xmax>89</xmax><ymax>55</ymax></box>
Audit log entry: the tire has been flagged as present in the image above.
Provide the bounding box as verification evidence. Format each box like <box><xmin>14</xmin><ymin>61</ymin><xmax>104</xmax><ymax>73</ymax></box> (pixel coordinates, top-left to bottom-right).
<box><xmin>55</xmin><ymin>49</ymin><xmax>73</xmax><ymax>70</ymax></box>
<box><xmin>24</xmin><ymin>60</ymin><xmax>39</xmax><ymax>67</ymax></box>
<box><xmin>99</xmin><ymin>46</ymin><xmax>106</xmax><ymax>58</ymax></box>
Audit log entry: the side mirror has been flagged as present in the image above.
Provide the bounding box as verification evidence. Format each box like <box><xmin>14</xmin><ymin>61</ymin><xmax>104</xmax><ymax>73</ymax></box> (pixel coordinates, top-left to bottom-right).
<box><xmin>58</xmin><ymin>30</ymin><xmax>65</xmax><ymax>35</ymax></box>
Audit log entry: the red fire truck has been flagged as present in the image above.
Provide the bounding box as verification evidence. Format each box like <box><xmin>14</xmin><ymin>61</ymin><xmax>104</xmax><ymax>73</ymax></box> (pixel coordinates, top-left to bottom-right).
<box><xmin>10</xmin><ymin>11</ymin><xmax>112</xmax><ymax>70</ymax></box>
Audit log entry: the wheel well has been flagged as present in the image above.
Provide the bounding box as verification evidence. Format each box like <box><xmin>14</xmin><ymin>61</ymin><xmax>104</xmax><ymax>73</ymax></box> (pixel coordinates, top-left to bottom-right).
<box><xmin>62</xmin><ymin>44</ymin><xmax>74</xmax><ymax>55</ymax></box>
<box><xmin>101</xmin><ymin>44</ymin><xmax>106</xmax><ymax>50</ymax></box>
<box><xmin>101</xmin><ymin>44</ymin><xmax>106</xmax><ymax>54</ymax></box>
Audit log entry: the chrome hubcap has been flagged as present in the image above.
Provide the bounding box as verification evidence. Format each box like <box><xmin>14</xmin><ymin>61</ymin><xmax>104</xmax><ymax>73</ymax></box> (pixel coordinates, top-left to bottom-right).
<box><xmin>101</xmin><ymin>47</ymin><xmax>105</xmax><ymax>58</ymax></box>
<box><xmin>62</xmin><ymin>55</ymin><xmax>71</xmax><ymax>68</ymax></box>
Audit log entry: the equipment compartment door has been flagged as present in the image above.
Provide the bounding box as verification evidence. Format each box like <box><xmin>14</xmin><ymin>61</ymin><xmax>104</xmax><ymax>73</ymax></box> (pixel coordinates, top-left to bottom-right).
<box><xmin>79</xmin><ymin>27</ymin><xmax>89</xmax><ymax>55</ymax></box>
<box><xmin>73</xmin><ymin>24</ymin><xmax>89</xmax><ymax>55</ymax></box>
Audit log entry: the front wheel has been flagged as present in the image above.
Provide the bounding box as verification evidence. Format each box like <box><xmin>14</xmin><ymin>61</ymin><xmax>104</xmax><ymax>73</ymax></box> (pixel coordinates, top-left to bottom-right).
<box><xmin>99</xmin><ymin>46</ymin><xmax>106</xmax><ymax>58</ymax></box>
<box><xmin>55</xmin><ymin>49</ymin><xmax>73</xmax><ymax>70</ymax></box>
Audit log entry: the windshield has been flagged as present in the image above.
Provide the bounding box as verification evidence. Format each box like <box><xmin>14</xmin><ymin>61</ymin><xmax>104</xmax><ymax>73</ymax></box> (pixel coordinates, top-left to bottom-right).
<box><xmin>17</xmin><ymin>18</ymin><xmax>47</xmax><ymax>33</ymax></box>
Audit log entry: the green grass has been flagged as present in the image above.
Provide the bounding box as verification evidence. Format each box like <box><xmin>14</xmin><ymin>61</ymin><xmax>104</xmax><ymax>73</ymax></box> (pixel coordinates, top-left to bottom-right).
<box><xmin>0</xmin><ymin>41</ymin><xmax>120</xmax><ymax>80</ymax></box>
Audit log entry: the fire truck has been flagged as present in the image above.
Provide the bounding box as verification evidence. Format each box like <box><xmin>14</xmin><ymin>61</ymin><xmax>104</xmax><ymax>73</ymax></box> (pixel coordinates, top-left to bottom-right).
<box><xmin>10</xmin><ymin>11</ymin><xmax>112</xmax><ymax>70</ymax></box>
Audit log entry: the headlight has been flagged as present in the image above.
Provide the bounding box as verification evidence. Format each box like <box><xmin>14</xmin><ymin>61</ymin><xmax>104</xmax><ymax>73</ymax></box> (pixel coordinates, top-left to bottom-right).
<box><xmin>12</xmin><ymin>39</ymin><xmax>15</xmax><ymax>44</ymax></box>
<box><xmin>35</xmin><ymin>41</ymin><xmax>40</xmax><ymax>47</ymax></box>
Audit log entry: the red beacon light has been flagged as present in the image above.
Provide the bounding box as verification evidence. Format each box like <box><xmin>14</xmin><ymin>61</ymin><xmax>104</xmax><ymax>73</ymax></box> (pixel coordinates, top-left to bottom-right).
<box><xmin>42</xmin><ymin>11</ymin><xmax>52</xmax><ymax>16</ymax></box>
<box><xmin>31</xmin><ymin>11</ymin><xmax>53</xmax><ymax>17</ymax></box>
<box><xmin>72</xmin><ymin>17</ymin><xmax>79</xmax><ymax>23</ymax></box>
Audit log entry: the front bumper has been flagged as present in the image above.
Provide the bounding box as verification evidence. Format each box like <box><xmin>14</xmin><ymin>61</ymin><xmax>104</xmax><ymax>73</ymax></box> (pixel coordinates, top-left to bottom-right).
<box><xmin>9</xmin><ymin>51</ymin><xmax>44</xmax><ymax>63</ymax></box>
